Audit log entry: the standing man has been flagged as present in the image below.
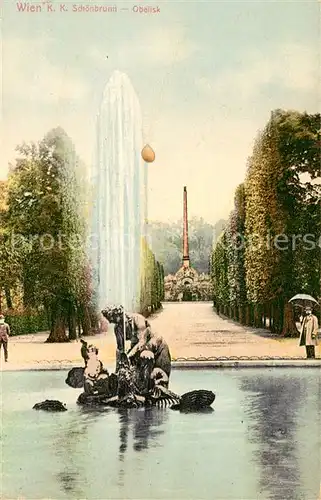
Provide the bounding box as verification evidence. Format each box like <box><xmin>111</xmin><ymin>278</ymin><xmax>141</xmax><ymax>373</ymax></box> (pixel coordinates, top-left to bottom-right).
<box><xmin>299</xmin><ymin>307</ymin><xmax>319</xmax><ymax>359</ymax></box>
<box><xmin>0</xmin><ymin>314</ymin><xmax>10</xmax><ymax>362</ymax></box>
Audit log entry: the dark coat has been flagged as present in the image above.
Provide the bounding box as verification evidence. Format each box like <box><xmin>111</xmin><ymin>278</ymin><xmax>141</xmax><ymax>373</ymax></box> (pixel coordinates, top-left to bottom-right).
<box><xmin>0</xmin><ymin>322</ymin><xmax>10</xmax><ymax>341</ymax></box>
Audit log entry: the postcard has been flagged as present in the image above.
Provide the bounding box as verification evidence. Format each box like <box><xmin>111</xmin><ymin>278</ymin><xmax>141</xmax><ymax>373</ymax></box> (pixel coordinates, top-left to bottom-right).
<box><xmin>0</xmin><ymin>0</ymin><xmax>320</xmax><ymax>499</ymax></box>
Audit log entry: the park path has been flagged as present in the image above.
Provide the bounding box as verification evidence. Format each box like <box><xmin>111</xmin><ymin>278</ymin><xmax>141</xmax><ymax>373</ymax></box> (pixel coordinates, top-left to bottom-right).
<box><xmin>148</xmin><ymin>301</ymin><xmax>307</xmax><ymax>359</ymax></box>
<box><xmin>0</xmin><ymin>302</ymin><xmax>317</xmax><ymax>371</ymax></box>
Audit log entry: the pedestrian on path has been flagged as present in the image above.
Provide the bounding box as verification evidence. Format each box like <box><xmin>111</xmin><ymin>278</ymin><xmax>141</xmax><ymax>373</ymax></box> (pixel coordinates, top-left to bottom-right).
<box><xmin>299</xmin><ymin>307</ymin><xmax>318</xmax><ymax>359</ymax></box>
<box><xmin>0</xmin><ymin>314</ymin><xmax>10</xmax><ymax>362</ymax></box>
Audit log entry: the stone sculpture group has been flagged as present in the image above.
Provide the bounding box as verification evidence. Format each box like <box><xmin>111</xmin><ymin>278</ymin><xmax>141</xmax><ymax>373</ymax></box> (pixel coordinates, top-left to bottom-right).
<box><xmin>34</xmin><ymin>305</ymin><xmax>215</xmax><ymax>412</ymax></box>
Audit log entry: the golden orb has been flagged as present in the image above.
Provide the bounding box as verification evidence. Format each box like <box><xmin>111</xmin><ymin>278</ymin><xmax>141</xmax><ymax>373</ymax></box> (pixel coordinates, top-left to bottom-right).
<box><xmin>141</xmin><ymin>144</ymin><xmax>155</xmax><ymax>163</ymax></box>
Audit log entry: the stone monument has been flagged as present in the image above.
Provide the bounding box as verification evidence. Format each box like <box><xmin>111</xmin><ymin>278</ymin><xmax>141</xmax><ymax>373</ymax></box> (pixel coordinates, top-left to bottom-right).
<box><xmin>164</xmin><ymin>187</ymin><xmax>212</xmax><ymax>301</ymax></box>
<box><xmin>64</xmin><ymin>307</ymin><xmax>215</xmax><ymax>411</ymax></box>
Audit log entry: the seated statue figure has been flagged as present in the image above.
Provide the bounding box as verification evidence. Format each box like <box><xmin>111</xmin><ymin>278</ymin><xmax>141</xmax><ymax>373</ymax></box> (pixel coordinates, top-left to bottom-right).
<box><xmin>83</xmin><ymin>345</ymin><xmax>110</xmax><ymax>396</ymax></box>
<box><xmin>128</xmin><ymin>326</ymin><xmax>171</xmax><ymax>379</ymax></box>
<box><xmin>101</xmin><ymin>305</ymin><xmax>152</xmax><ymax>373</ymax></box>
<box><xmin>101</xmin><ymin>305</ymin><xmax>150</xmax><ymax>350</ymax></box>
<box><xmin>117</xmin><ymin>351</ymin><xmax>169</xmax><ymax>400</ymax></box>
<box><xmin>102</xmin><ymin>305</ymin><xmax>171</xmax><ymax>379</ymax></box>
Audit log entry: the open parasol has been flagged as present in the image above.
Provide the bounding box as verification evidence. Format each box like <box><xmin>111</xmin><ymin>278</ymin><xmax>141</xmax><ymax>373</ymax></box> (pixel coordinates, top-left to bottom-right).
<box><xmin>289</xmin><ymin>294</ymin><xmax>319</xmax><ymax>309</ymax></box>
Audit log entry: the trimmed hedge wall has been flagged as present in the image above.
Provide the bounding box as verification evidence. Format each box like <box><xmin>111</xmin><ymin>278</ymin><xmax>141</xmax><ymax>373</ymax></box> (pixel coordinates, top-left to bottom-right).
<box><xmin>5</xmin><ymin>313</ymin><xmax>49</xmax><ymax>336</ymax></box>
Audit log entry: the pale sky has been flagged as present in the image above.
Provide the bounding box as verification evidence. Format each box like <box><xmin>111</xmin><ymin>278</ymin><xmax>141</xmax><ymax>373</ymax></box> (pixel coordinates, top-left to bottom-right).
<box><xmin>1</xmin><ymin>0</ymin><xmax>319</xmax><ymax>223</ymax></box>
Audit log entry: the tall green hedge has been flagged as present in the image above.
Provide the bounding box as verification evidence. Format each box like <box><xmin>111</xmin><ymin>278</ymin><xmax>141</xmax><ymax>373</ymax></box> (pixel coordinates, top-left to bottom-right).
<box><xmin>140</xmin><ymin>238</ymin><xmax>164</xmax><ymax>316</ymax></box>
<box><xmin>211</xmin><ymin>109</ymin><xmax>321</xmax><ymax>335</ymax></box>
<box><xmin>5</xmin><ymin>313</ymin><xmax>49</xmax><ymax>336</ymax></box>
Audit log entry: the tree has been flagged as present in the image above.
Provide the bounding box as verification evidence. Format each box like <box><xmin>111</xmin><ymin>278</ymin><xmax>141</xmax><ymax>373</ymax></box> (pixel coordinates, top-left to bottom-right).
<box><xmin>6</xmin><ymin>128</ymin><xmax>92</xmax><ymax>342</ymax></box>
<box><xmin>188</xmin><ymin>217</ymin><xmax>217</xmax><ymax>273</ymax></box>
<box><xmin>274</xmin><ymin>110</ymin><xmax>320</xmax><ymax>300</ymax></box>
<box><xmin>140</xmin><ymin>238</ymin><xmax>164</xmax><ymax>315</ymax></box>
<box><xmin>244</xmin><ymin>110</ymin><xmax>320</xmax><ymax>334</ymax></box>
<box><xmin>0</xmin><ymin>180</ymin><xmax>24</xmax><ymax>311</ymax></box>
<box><xmin>224</xmin><ymin>184</ymin><xmax>247</xmax><ymax>321</ymax></box>
<box><xmin>211</xmin><ymin>109</ymin><xmax>320</xmax><ymax>335</ymax></box>
<box><xmin>233</xmin><ymin>185</ymin><xmax>247</xmax><ymax>319</ymax></box>
<box><xmin>273</xmin><ymin>110</ymin><xmax>320</xmax><ymax>335</ymax></box>
<box><xmin>211</xmin><ymin>232</ymin><xmax>229</xmax><ymax>314</ymax></box>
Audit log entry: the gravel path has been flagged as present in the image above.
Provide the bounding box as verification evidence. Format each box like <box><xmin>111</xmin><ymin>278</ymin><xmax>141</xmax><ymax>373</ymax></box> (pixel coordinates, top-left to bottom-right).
<box><xmin>149</xmin><ymin>302</ymin><xmax>313</xmax><ymax>360</ymax></box>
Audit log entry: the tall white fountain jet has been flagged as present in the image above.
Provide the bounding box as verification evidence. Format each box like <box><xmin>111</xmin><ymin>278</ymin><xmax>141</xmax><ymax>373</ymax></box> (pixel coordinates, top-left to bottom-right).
<box><xmin>90</xmin><ymin>70</ymin><xmax>147</xmax><ymax>312</ymax></box>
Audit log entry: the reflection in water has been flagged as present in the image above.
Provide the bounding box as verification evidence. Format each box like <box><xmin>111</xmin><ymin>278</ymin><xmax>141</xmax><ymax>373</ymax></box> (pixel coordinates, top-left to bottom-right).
<box><xmin>118</xmin><ymin>407</ymin><xmax>167</xmax><ymax>455</ymax></box>
<box><xmin>240</xmin><ymin>374</ymin><xmax>318</xmax><ymax>500</ymax></box>
<box><xmin>132</xmin><ymin>408</ymin><xmax>167</xmax><ymax>452</ymax></box>
<box><xmin>53</xmin><ymin>410</ymin><xmax>105</xmax><ymax>498</ymax></box>
<box><xmin>117</xmin><ymin>408</ymin><xmax>167</xmax><ymax>486</ymax></box>
<box><xmin>56</xmin><ymin>471</ymin><xmax>78</xmax><ymax>494</ymax></box>
<box><xmin>119</xmin><ymin>409</ymin><xmax>130</xmax><ymax>458</ymax></box>
<box><xmin>50</xmin><ymin>405</ymin><xmax>167</xmax><ymax>495</ymax></box>
<box><xmin>178</xmin><ymin>407</ymin><xmax>214</xmax><ymax>415</ymax></box>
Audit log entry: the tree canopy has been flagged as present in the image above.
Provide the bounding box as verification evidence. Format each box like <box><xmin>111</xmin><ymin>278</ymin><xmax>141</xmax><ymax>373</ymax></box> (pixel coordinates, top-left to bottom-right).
<box><xmin>211</xmin><ymin>109</ymin><xmax>320</xmax><ymax>335</ymax></box>
<box><xmin>3</xmin><ymin>128</ymin><xmax>93</xmax><ymax>341</ymax></box>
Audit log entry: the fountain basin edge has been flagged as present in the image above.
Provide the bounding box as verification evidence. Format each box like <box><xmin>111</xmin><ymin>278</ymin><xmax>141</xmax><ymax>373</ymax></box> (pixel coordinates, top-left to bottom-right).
<box><xmin>1</xmin><ymin>359</ymin><xmax>321</xmax><ymax>372</ymax></box>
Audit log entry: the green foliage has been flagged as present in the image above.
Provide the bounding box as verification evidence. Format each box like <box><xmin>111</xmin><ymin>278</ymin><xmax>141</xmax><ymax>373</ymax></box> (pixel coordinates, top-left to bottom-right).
<box><xmin>6</xmin><ymin>312</ymin><xmax>49</xmax><ymax>336</ymax></box>
<box><xmin>245</xmin><ymin>110</ymin><xmax>320</xmax><ymax>304</ymax></box>
<box><xmin>211</xmin><ymin>232</ymin><xmax>229</xmax><ymax>307</ymax></box>
<box><xmin>0</xmin><ymin>181</ymin><xmax>23</xmax><ymax>306</ymax></box>
<box><xmin>5</xmin><ymin>128</ymin><xmax>92</xmax><ymax>341</ymax></box>
<box><xmin>211</xmin><ymin>184</ymin><xmax>246</xmax><ymax>309</ymax></box>
<box><xmin>233</xmin><ymin>184</ymin><xmax>247</xmax><ymax>306</ymax></box>
<box><xmin>140</xmin><ymin>238</ymin><xmax>164</xmax><ymax>315</ymax></box>
<box><xmin>211</xmin><ymin>109</ymin><xmax>320</xmax><ymax>333</ymax></box>
<box><xmin>244</xmin><ymin>121</ymin><xmax>284</xmax><ymax>304</ymax></box>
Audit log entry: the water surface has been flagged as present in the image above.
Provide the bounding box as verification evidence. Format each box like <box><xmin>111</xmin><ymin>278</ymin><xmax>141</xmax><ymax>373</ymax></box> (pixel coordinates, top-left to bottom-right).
<box><xmin>0</xmin><ymin>368</ymin><xmax>320</xmax><ymax>499</ymax></box>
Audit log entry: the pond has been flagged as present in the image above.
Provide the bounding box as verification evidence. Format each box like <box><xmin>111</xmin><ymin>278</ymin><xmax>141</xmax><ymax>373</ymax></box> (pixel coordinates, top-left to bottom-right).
<box><xmin>0</xmin><ymin>368</ymin><xmax>320</xmax><ymax>499</ymax></box>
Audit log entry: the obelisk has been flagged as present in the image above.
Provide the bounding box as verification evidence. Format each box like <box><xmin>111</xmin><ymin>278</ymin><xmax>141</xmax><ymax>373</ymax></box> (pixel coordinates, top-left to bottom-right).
<box><xmin>182</xmin><ymin>186</ymin><xmax>190</xmax><ymax>268</ymax></box>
